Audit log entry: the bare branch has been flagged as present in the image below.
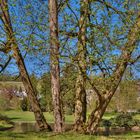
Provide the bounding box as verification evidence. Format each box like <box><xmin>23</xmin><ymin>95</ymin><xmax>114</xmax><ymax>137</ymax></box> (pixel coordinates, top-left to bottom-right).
<box><xmin>86</xmin><ymin>75</ymin><xmax>102</xmax><ymax>102</ymax></box>
<box><xmin>0</xmin><ymin>56</ymin><xmax>11</xmax><ymax>73</ymax></box>
<box><xmin>130</xmin><ymin>55</ymin><xmax>140</xmax><ymax>65</ymax></box>
<box><xmin>95</xmin><ymin>0</ymin><xmax>124</xmax><ymax>15</ymax></box>
<box><xmin>59</xmin><ymin>30</ymin><xmax>78</xmax><ymax>37</ymax></box>
<box><xmin>108</xmin><ymin>13</ymin><xmax>140</xmax><ymax>95</ymax></box>
<box><xmin>66</xmin><ymin>2</ymin><xmax>79</xmax><ymax>23</ymax></box>
<box><xmin>58</xmin><ymin>0</ymin><xmax>68</xmax><ymax>12</ymax></box>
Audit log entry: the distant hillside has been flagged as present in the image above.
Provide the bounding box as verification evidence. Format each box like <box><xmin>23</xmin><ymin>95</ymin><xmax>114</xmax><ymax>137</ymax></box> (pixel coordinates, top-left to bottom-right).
<box><xmin>0</xmin><ymin>81</ymin><xmax>25</xmax><ymax>90</ymax></box>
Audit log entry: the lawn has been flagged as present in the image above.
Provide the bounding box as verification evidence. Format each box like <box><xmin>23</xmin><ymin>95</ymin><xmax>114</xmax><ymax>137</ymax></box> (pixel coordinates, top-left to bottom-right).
<box><xmin>0</xmin><ymin>131</ymin><xmax>140</xmax><ymax>140</ymax></box>
<box><xmin>134</xmin><ymin>114</ymin><xmax>140</xmax><ymax>120</ymax></box>
<box><xmin>1</xmin><ymin>110</ymin><xmax>140</xmax><ymax>123</ymax></box>
<box><xmin>0</xmin><ymin>110</ymin><xmax>74</xmax><ymax>123</ymax></box>
<box><xmin>0</xmin><ymin>110</ymin><xmax>140</xmax><ymax>140</ymax></box>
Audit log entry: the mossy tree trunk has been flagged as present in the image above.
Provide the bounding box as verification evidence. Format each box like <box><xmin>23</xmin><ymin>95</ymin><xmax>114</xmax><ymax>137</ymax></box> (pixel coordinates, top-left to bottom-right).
<box><xmin>0</xmin><ymin>0</ymin><xmax>51</xmax><ymax>131</ymax></box>
<box><xmin>74</xmin><ymin>0</ymin><xmax>88</xmax><ymax>131</ymax></box>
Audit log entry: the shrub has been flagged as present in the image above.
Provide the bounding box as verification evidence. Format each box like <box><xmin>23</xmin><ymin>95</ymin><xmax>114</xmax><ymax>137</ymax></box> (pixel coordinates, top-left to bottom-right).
<box><xmin>109</xmin><ymin>113</ymin><xmax>137</xmax><ymax>129</ymax></box>
<box><xmin>20</xmin><ymin>97</ymin><xmax>28</xmax><ymax>111</ymax></box>
<box><xmin>99</xmin><ymin>119</ymin><xmax>112</xmax><ymax>127</ymax></box>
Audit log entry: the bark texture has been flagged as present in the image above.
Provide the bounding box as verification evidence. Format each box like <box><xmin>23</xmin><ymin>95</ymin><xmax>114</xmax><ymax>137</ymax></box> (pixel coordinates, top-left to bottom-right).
<box><xmin>48</xmin><ymin>0</ymin><xmax>63</xmax><ymax>132</ymax></box>
<box><xmin>74</xmin><ymin>0</ymin><xmax>88</xmax><ymax>131</ymax></box>
<box><xmin>86</xmin><ymin>96</ymin><xmax>111</xmax><ymax>134</ymax></box>
<box><xmin>0</xmin><ymin>0</ymin><xmax>51</xmax><ymax>131</ymax></box>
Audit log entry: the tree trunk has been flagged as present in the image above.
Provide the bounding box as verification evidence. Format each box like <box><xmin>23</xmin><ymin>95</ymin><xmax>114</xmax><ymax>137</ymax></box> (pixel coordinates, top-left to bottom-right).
<box><xmin>75</xmin><ymin>74</ymin><xmax>87</xmax><ymax>131</ymax></box>
<box><xmin>0</xmin><ymin>0</ymin><xmax>51</xmax><ymax>131</ymax></box>
<box><xmin>74</xmin><ymin>0</ymin><xmax>88</xmax><ymax>131</ymax></box>
<box><xmin>85</xmin><ymin>13</ymin><xmax>140</xmax><ymax>134</ymax></box>
<box><xmin>86</xmin><ymin>96</ymin><xmax>111</xmax><ymax>134</ymax></box>
<box><xmin>48</xmin><ymin>0</ymin><xmax>63</xmax><ymax>132</ymax></box>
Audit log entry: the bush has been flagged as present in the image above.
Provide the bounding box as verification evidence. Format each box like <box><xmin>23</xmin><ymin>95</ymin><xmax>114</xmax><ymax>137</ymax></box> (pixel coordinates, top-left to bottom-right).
<box><xmin>100</xmin><ymin>119</ymin><xmax>112</xmax><ymax>127</ymax></box>
<box><xmin>103</xmin><ymin>120</ymin><xmax>112</xmax><ymax>127</ymax></box>
<box><xmin>109</xmin><ymin>113</ymin><xmax>137</xmax><ymax>129</ymax></box>
<box><xmin>20</xmin><ymin>98</ymin><xmax>28</xmax><ymax>111</ymax></box>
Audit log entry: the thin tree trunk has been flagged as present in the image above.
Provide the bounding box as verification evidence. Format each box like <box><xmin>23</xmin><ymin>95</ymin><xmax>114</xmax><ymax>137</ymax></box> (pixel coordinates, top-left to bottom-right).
<box><xmin>48</xmin><ymin>0</ymin><xmax>63</xmax><ymax>132</ymax></box>
<box><xmin>0</xmin><ymin>0</ymin><xmax>51</xmax><ymax>131</ymax></box>
<box><xmin>74</xmin><ymin>0</ymin><xmax>88</xmax><ymax>131</ymax></box>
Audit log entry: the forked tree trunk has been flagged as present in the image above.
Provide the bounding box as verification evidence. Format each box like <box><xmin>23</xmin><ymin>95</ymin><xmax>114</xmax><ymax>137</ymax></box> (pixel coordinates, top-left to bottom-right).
<box><xmin>86</xmin><ymin>96</ymin><xmax>111</xmax><ymax>134</ymax></box>
<box><xmin>85</xmin><ymin>12</ymin><xmax>140</xmax><ymax>134</ymax></box>
<box><xmin>74</xmin><ymin>0</ymin><xmax>88</xmax><ymax>131</ymax></box>
<box><xmin>48</xmin><ymin>0</ymin><xmax>63</xmax><ymax>132</ymax></box>
<box><xmin>0</xmin><ymin>0</ymin><xmax>51</xmax><ymax>131</ymax></box>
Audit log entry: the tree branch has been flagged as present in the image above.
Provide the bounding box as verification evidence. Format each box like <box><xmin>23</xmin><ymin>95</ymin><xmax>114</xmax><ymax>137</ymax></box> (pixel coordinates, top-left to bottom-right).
<box><xmin>66</xmin><ymin>2</ymin><xmax>79</xmax><ymax>23</ymax></box>
<box><xmin>108</xmin><ymin>13</ymin><xmax>140</xmax><ymax>95</ymax></box>
<box><xmin>59</xmin><ymin>30</ymin><xmax>78</xmax><ymax>37</ymax></box>
<box><xmin>95</xmin><ymin>0</ymin><xmax>124</xmax><ymax>15</ymax></box>
<box><xmin>130</xmin><ymin>55</ymin><xmax>140</xmax><ymax>65</ymax></box>
<box><xmin>86</xmin><ymin>75</ymin><xmax>102</xmax><ymax>102</ymax></box>
<box><xmin>0</xmin><ymin>56</ymin><xmax>11</xmax><ymax>73</ymax></box>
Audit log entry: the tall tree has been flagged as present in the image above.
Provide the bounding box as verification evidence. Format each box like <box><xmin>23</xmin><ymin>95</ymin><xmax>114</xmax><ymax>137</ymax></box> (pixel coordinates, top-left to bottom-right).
<box><xmin>74</xmin><ymin>0</ymin><xmax>88</xmax><ymax>131</ymax></box>
<box><xmin>86</xmin><ymin>12</ymin><xmax>140</xmax><ymax>134</ymax></box>
<box><xmin>48</xmin><ymin>0</ymin><xmax>63</xmax><ymax>132</ymax></box>
<box><xmin>0</xmin><ymin>0</ymin><xmax>51</xmax><ymax>131</ymax></box>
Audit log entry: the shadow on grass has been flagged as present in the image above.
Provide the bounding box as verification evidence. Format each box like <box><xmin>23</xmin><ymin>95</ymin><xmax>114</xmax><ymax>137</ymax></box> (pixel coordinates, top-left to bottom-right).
<box><xmin>9</xmin><ymin>117</ymin><xmax>20</xmax><ymax>121</ymax></box>
<box><xmin>0</xmin><ymin>131</ymin><xmax>26</xmax><ymax>139</ymax></box>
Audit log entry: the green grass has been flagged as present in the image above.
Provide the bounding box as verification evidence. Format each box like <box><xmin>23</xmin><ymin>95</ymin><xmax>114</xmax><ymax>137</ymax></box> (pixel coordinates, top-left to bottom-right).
<box><xmin>103</xmin><ymin>113</ymin><xmax>116</xmax><ymax>120</ymax></box>
<box><xmin>0</xmin><ymin>110</ymin><xmax>36</xmax><ymax>122</ymax></box>
<box><xmin>0</xmin><ymin>131</ymin><xmax>140</xmax><ymax>140</ymax></box>
<box><xmin>0</xmin><ymin>111</ymin><xmax>140</xmax><ymax>139</ymax></box>
<box><xmin>0</xmin><ymin>110</ymin><xmax>74</xmax><ymax>123</ymax></box>
<box><xmin>134</xmin><ymin>114</ymin><xmax>140</xmax><ymax>120</ymax></box>
<box><xmin>0</xmin><ymin>120</ymin><xmax>13</xmax><ymax>129</ymax></box>
<box><xmin>1</xmin><ymin>110</ymin><xmax>140</xmax><ymax>123</ymax></box>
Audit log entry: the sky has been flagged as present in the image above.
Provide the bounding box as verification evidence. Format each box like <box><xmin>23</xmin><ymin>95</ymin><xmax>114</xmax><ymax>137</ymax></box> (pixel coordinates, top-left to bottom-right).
<box><xmin>0</xmin><ymin>0</ymin><xmax>140</xmax><ymax>78</ymax></box>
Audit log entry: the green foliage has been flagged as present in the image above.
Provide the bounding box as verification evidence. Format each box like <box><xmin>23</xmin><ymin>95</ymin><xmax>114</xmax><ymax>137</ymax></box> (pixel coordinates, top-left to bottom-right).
<box><xmin>0</xmin><ymin>74</ymin><xmax>21</xmax><ymax>81</ymax></box>
<box><xmin>107</xmin><ymin>79</ymin><xmax>140</xmax><ymax>112</ymax></box>
<box><xmin>37</xmin><ymin>65</ymin><xmax>77</xmax><ymax>114</ymax></box>
<box><xmin>0</xmin><ymin>0</ymin><xmax>140</xmax><ymax>133</ymax></box>
<box><xmin>30</xmin><ymin>74</ymin><xmax>38</xmax><ymax>94</ymax></box>
<box><xmin>37</xmin><ymin>73</ymin><xmax>52</xmax><ymax>112</ymax></box>
<box><xmin>61</xmin><ymin>64</ymin><xmax>77</xmax><ymax>115</ymax></box>
<box><xmin>100</xmin><ymin>112</ymin><xmax>140</xmax><ymax>129</ymax></box>
<box><xmin>20</xmin><ymin>98</ymin><xmax>28</xmax><ymax>111</ymax></box>
<box><xmin>110</xmin><ymin>113</ymin><xmax>137</xmax><ymax>129</ymax></box>
<box><xmin>102</xmin><ymin>119</ymin><xmax>112</xmax><ymax>127</ymax></box>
